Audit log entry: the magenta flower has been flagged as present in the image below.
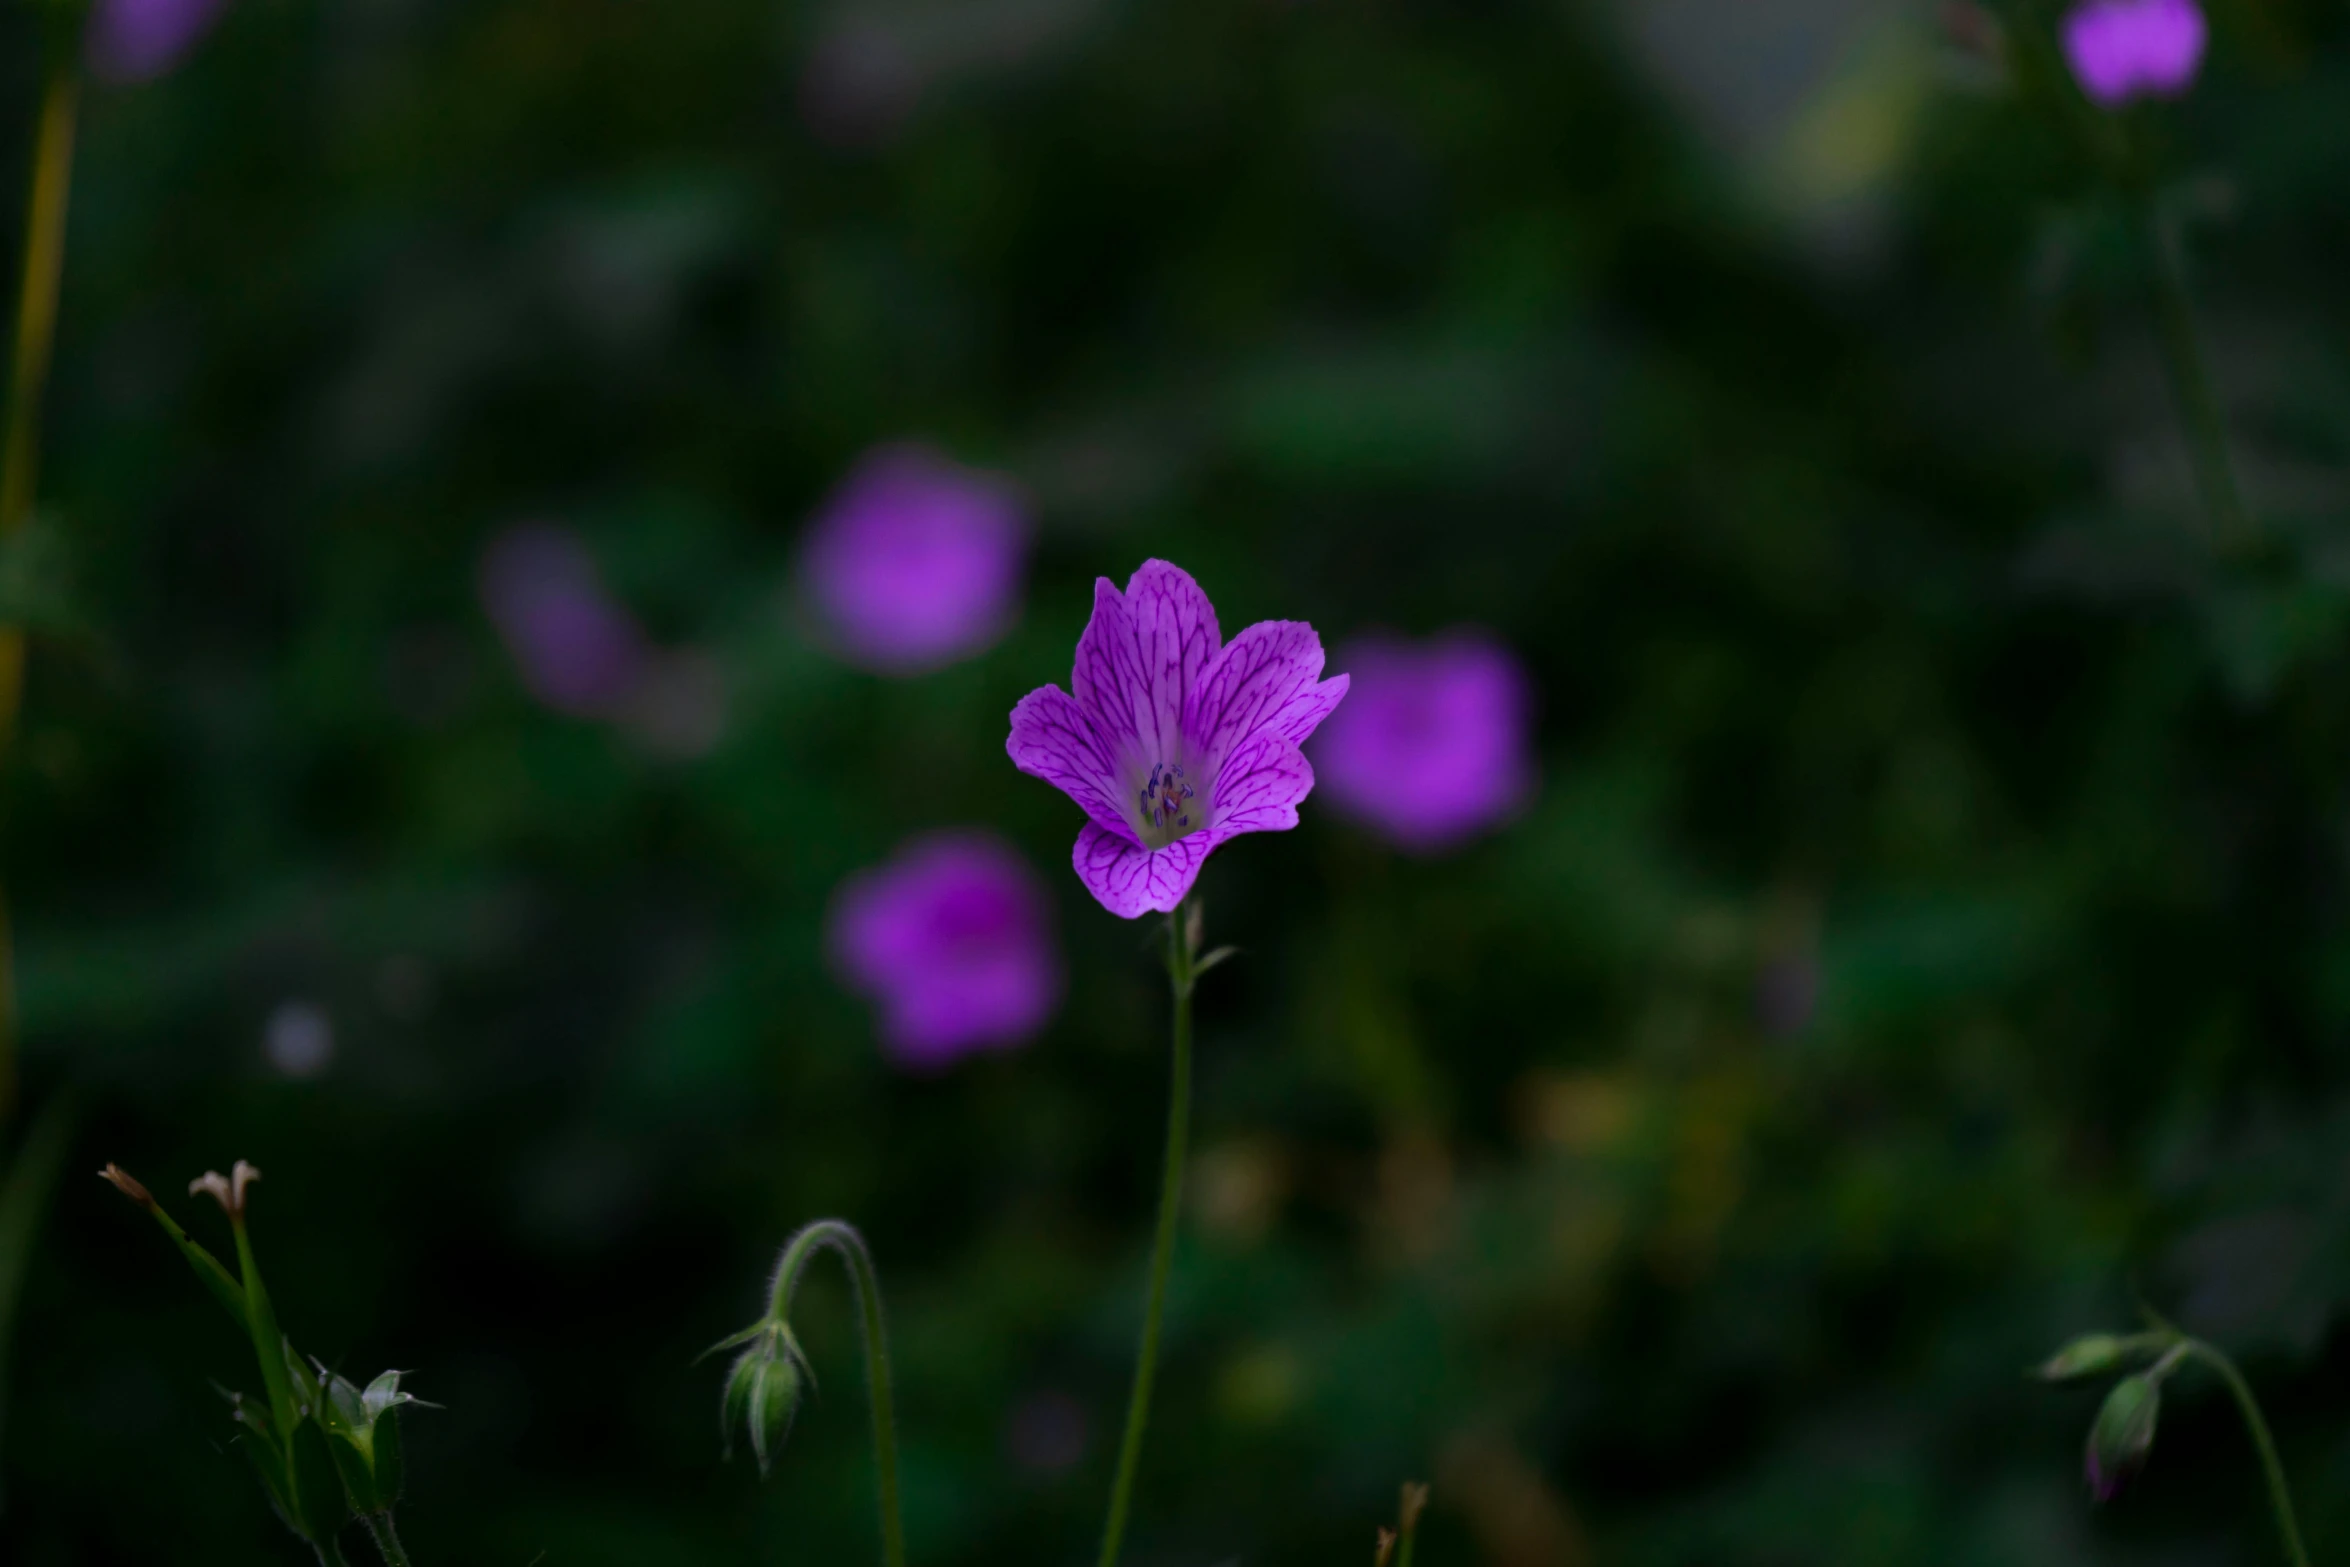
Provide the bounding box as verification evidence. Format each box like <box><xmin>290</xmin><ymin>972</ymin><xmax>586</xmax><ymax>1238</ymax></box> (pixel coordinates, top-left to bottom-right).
<box><xmin>1312</xmin><ymin>631</ymin><xmax>1533</xmax><ymax>854</ymax></box>
<box><xmin>2061</xmin><ymin>0</ymin><xmax>2207</xmax><ymax>105</ymax></box>
<box><xmin>828</xmin><ymin>832</ymin><xmax>1063</xmax><ymax>1069</ymax></box>
<box><xmin>478</xmin><ymin>524</ymin><xmax>649</xmax><ymax>717</ymax></box>
<box><xmin>1007</xmin><ymin>560</ymin><xmax>1349</xmax><ymax>918</ymax></box>
<box><xmin>800</xmin><ymin>444</ymin><xmax>1029</xmax><ymax>675</ymax></box>
<box><xmin>87</xmin><ymin>0</ymin><xmax>230</xmax><ymax>82</ymax></box>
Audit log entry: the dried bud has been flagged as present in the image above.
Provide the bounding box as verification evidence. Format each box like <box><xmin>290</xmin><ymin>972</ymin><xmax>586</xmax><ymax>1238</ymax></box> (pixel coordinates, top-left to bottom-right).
<box><xmin>2038</xmin><ymin>1333</ymin><xmax>2134</xmax><ymax>1382</ymax></box>
<box><xmin>1398</xmin><ymin>1480</ymin><xmax>1429</xmax><ymax>1534</ymax></box>
<box><xmin>2087</xmin><ymin>1373</ymin><xmax>2161</xmax><ymax>1501</ymax></box>
<box><xmin>721</xmin><ymin>1326</ymin><xmax>808</xmax><ymax>1476</ymax></box>
<box><xmin>190</xmin><ymin>1160</ymin><xmax>262</xmax><ymax>1218</ymax></box>
<box><xmin>1374</xmin><ymin>1526</ymin><xmax>1397</xmax><ymax>1567</ymax></box>
<box><xmin>98</xmin><ymin>1163</ymin><xmax>155</xmax><ymax>1208</ymax></box>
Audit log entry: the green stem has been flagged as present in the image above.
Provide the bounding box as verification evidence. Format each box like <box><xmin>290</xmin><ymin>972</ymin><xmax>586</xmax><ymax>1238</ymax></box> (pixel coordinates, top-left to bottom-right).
<box><xmin>0</xmin><ymin>54</ymin><xmax>79</xmax><ymax>1134</ymax></box>
<box><xmin>360</xmin><ymin>1510</ymin><xmax>414</xmax><ymax>1567</ymax></box>
<box><xmin>766</xmin><ymin>1221</ymin><xmax>905</xmax><ymax>1567</ymax></box>
<box><xmin>2135</xmin><ymin>191</ymin><xmax>2254</xmax><ymax>555</ymax></box>
<box><xmin>1096</xmin><ymin>896</ymin><xmax>1198</xmax><ymax>1567</ymax></box>
<box><xmin>2179</xmin><ymin>1338</ymin><xmax>2312</xmax><ymax>1567</ymax></box>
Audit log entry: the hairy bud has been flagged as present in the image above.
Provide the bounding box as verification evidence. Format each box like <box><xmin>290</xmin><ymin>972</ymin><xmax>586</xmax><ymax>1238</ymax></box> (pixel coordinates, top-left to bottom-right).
<box><xmin>2086</xmin><ymin>1373</ymin><xmax>2161</xmax><ymax>1501</ymax></box>
<box><xmin>721</xmin><ymin>1325</ymin><xmax>809</xmax><ymax>1476</ymax></box>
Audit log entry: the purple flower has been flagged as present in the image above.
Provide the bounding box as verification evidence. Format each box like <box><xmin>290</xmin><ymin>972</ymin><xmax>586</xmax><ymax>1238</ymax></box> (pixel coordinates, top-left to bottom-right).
<box><xmin>800</xmin><ymin>444</ymin><xmax>1029</xmax><ymax>675</ymax></box>
<box><xmin>829</xmin><ymin>832</ymin><xmax>1063</xmax><ymax>1069</ymax></box>
<box><xmin>1310</xmin><ymin>631</ymin><xmax>1533</xmax><ymax>853</ymax></box>
<box><xmin>87</xmin><ymin>0</ymin><xmax>230</xmax><ymax>83</ymax></box>
<box><xmin>478</xmin><ymin>524</ymin><xmax>649</xmax><ymax>717</ymax></box>
<box><xmin>1008</xmin><ymin>560</ymin><xmax>1349</xmax><ymax>919</ymax></box>
<box><xmin>2061</xmin><ymin>0</ymin><xmax>2207</xmax><ymax>105</ymax></box>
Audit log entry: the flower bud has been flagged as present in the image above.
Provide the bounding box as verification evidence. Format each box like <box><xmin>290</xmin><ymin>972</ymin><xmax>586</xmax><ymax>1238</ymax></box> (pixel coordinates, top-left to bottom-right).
<box><xmin>2086</xmin><ymin>1372</ymin><xmax>2161</xmax><ymax>1501</ymax></box>
<box><xmin>722</xmin><ymin>1327</ymin><xmax>808</xmax><ymax>1476</ymax></box>
<box><xmin>2038</xmin><ymin>1333</ymin><xmax>2134</xmax><ymax>1382</ymax></box>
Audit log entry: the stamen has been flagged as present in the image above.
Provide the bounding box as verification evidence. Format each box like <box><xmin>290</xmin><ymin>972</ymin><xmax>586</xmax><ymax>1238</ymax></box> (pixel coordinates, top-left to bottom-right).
<box><xmin>1138</xmin><ymin>762</ymin><xmax>1199</xmax><ymax>846</ymax></box>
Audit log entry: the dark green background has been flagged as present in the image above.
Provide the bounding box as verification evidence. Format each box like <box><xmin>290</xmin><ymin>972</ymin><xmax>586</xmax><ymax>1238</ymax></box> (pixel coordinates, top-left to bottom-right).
<box><xmin>0</xmin><ymin>0</ymin><xmax>2346</xmax><ymax>1561</ymax></box>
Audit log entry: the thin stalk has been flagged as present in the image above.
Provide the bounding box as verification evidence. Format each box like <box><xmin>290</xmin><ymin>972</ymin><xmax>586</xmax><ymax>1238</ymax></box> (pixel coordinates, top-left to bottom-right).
<box><xmin>360</xmin><ymin>1511</ymin><xmax>414</xmax><ymax>1567</ymax></box>
<box><xmin>1096</xmin><ymin>896</ymin><xmax>1198</xmax><ymax>1567</ymax></box>
<box><xmin>766</xmin><ymin>1221</ymin><xmax>905</xmax><ymax>1567</ymax></box>
<box><xmin>0</xmin><ymin>55</ymin><xmax>83</xmax><ymax>1130</ymax></box>
<box><xmin>2179</xmin><ymin>1338</ymin><xmax>2312</xmax><ymax>1567</ymax></box>
<box><xmin>2139</xmin><ymin>199</ymin><xmax>2254</xmax><ymax>554</ymax></box>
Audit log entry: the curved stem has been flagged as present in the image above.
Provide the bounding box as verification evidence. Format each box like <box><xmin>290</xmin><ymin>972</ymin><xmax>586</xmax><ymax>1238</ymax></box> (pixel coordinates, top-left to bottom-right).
<box><xmin>1097</xmin><ymin>897</ymin><xmax>1198</xmax><ymax>1567</ymax></box>
<box><xmin>0</xmin><ymin>56</ymin><xmax>79</xmax><ymax>1132</ymax></box>
<box><xmin>2180</xmin><ymin>1338</ymin><xmax>2312</xmax><ymax>1567</ymax></box>
<box><xmin>767</xmin><ymin>1221</ymin><xmax>905</xmax><ymax>1567</ymax></box>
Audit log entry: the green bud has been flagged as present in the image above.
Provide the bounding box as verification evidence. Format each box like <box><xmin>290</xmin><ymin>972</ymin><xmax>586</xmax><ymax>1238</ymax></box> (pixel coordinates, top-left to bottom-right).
<box><xmin>2038</xmin><ymin>1333</ymin><xmax>2135</xmax><ymax>1382</ymax></box>
<box><xmin>721</xmin><ymin>1325</ymin><xmax>808</xmax><ymax>1477</ymax></box>
<box><xmin>2086</xmin><ymin>1372</ymin><xmax>2161</xmax><ymax>1501</ymax></box>
<box><xmin>318</xmin><ymin>1367</ymin><xmax>428</xmax><ymax>1514</ymax></box>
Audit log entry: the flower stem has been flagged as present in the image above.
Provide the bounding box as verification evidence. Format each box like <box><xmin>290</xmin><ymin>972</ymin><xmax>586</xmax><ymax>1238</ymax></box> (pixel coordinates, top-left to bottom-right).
<box><xmin>0</xmin><ymin>51</ymin><xmax>81</xmax><ymax>1132</ymax></box>
<box><xmin>2138</xmin><ymin>199</ymin><xmax>2254</xmax><ymax>555</ymax></box>
<box><xmin>766</xmin><ymin>1220</ymin><xmax>905</xmax><ymax>1567</ymax></box>
<box><xmin>2178</xmin><ymin>1337</ymin><xmax>2312</xmax><ymax>1567</ymax></box>
<box><xmin>360</xmin><ymin>1511</ymin><xmax>415</xmax><ymax>1567</ymax></box>
<box><xmin>1096</xmin><ymin>896</ymin><xmax>1199</xmax><ymax>1567</ymax></box>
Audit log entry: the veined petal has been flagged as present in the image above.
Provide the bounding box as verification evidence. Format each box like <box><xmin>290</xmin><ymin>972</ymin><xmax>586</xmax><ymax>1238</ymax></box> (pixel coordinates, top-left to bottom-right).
<box><xmin>1273</xmin><ymin>673</ymin><xmax>1349</xmax><ymax>747</ymax></box>
<box><xmin>1209</xmin><ymin>730</ymin><xmax>1316</xmax><ymax>835</ymax></box>
<box><xmin>1008</xmin><ymin>686</ymin><xmax>1137</xmax><ymax>844</ymax></box>
<box><xmin>1074</xmin><ymin>822</ymin><xmax>1212</xmax><ymax>919</ymax></box>
<box><xmin>1185</xmin><ymin>620</ymin><xmax>1336</xmax><ymax>779</ymax></box>
<box><xmin>1073</xmin><ymin>560</ymin><xmax>1221</xmax><ymax>776</ymax></box>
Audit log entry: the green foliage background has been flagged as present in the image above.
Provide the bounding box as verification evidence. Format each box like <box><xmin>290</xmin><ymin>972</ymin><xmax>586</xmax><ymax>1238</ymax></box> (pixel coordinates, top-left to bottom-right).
<box><xmin>1</xmin><ymin>0</ymin><xmax>2348</xmax><ymax>1562</ymax></box>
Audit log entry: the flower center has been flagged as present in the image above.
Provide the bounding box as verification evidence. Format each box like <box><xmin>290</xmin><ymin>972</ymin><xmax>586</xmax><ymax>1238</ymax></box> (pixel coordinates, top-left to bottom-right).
<box><xmin>1137</xmin><ymin>761</ymin><xmax>1201</xmax><ymax>849</ymax></box>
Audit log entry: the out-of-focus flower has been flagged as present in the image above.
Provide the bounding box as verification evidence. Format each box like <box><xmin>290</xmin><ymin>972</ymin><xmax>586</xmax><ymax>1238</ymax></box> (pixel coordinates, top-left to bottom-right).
<box><xmin>2060</xmin><ymin>0</ymin><xmax>2206</xmax><ymax>106</ymax></box>
<box><xmin>799</xmin><ymin>444</ymin><xmax>1029</xmax><ymax>676</ymax></box>
<box><xmin>1007</xmin><ymin>560</ymin><xmax>1349</xmax><ymax>918</ymax></box>
<box><xmin>829</xmin><ymin>832</ymin><xmax>1062</xmax><ymax>1069</ymax></box>
<box><xmin>1311</xmin><ymin>631</ymin><xmax>1532</xmax><ymax>854</ymax></box>
<box><xmin>87</xmin><ymin>0</ymin><xmax>230</xmax><ymax>82</ymax></box>
<box><xmin>477</xmin><ymin>524</ymin><xmax>649</xmax><ymax>717</ymax></box>
<box><xmin>264</xmin><ymin>1000</ymin><xmax>333</xmax><ymax>1079</ymax></box>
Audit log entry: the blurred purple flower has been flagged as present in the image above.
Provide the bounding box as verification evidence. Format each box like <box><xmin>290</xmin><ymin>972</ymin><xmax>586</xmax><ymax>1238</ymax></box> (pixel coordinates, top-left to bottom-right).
<box><xmin>829</xmin><ymin>832</ymin><xmax>1062</xmax><ymax>1069</ymax></box>
<box><xmin>800</xmin><ymin>444</ymin><xmax>1029</xmax><ymax>675</ymax></box>
<box><xmin>1008</xmin><ymin>560</ymin><xmax>1349</xmax><ymax>918</ymax></box>
<box><xmin>477</xmin><ymin>524</ymin><xmax>648</xmax><ymax>717</ymax></box>
<box><xmin>1310</xmin><ymin>631</ymin><xmax>1533</xmax><ymax>854</ymax></box>
<box><xmin>87</xmin><ymin>0</ymin><xmax>230</xmax><ymax>83</ymax></box>
<box><xmin>2061</xmin><ymin>0</ymin><xmax>2206</xmax><ymax>105</ymax></box>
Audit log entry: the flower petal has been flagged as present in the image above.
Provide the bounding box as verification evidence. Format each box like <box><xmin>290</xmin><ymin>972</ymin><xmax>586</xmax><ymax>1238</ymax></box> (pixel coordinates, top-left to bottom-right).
<box><xmin>1209</xmin><ymin>729</ymin><xmax>1316</xmax><ymax>835</ymax></box>
<box><xmin>1273</xmin><ymin>672</ymin><xmax>1350</xmax><ymax>747</ymax></box>
<box><xmin>1073</xmin><ymin>822</ymin><xmax>1212</xmax><ymax>919</ymax></box>
<box><xmin>1008</xmin><ymin>685</ymin><xmax>1138</xmax><ymax>844</ymax></box>
<box><xmin>1184</xmin><ymin>620</ymin><xmax>1338</xmax><ymax>779</ymax></box>
<box><xmin>1073</xmin><ymin>560</ymin><xmax>1221</xmax><ymax>776</ymax></box>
